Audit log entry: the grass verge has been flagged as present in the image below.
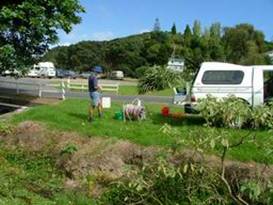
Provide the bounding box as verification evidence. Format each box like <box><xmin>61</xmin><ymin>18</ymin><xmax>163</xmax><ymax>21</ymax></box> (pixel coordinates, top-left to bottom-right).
<box><xmin>118</xmin><ymin>85</ymin><xmax>173</xmax><ymax>96</ymax></box>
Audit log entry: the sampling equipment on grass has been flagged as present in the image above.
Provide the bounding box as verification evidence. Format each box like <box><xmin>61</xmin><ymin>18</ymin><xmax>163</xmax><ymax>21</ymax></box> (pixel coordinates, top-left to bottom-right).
<box><xmin>122</xmin><ymin>98</ymin><xmax>146</xmax><ymax>121</ymax></box>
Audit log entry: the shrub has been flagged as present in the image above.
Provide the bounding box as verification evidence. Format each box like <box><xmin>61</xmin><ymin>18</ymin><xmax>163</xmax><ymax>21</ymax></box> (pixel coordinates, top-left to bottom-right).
<box><xmin>135</xmin><ymin>66</ymin><xmax>149</xmax><ymax>78</ymax></box>
<box><xmin>221</xmin><ymin>96</ymin><xmax>251</xmax><ymax>128</ymax></box>
<box><xmin>197</xmin><ymin>95</ymin><xmax>224</xmax><ymax>127</ymax></box>
<box><xmin>250</xmin><ymin>103</ymin><xmax>273</xmax><ymax>129</ymax></box>
<box><xmin>198</xmin><ymin>96</ymin><xmax>273</xmax><ymax>129</ymax></box>
<box><xmin>100</xmin><ymin>158</ymin><xmax>231</xmax><ymax>205</ymax></box>
<box><xmin>198</xmin><ymin>96</ymin><xmax>251</xmax><ymax>128</ymax></box>
<box><xmin>138</xmin><ymin>66</ymin><xmax>183</xmax><ymax>94</ymax></box>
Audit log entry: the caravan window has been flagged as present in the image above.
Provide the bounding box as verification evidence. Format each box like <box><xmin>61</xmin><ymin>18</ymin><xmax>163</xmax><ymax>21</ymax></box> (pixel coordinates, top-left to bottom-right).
<box><xmin>202</xmin><ymin>70</ymin><xmax>244</xmax><ymax>85</ymax></box>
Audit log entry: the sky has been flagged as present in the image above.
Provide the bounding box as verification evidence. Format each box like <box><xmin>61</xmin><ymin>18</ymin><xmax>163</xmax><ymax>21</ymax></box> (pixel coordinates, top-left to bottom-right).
<box><xmin>56</xmin><ymin>0</ymin><xmax>273</xmax><ymax>46</ymax></box>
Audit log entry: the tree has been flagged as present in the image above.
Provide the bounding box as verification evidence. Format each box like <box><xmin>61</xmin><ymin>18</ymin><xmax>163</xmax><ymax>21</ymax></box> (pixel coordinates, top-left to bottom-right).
<box><xmin>0</xmin><ymin>0</ymin><xmax>84</xmax><ymax>73</ymax></box>
<box><xmin>193</xmin><ymin>20</ymin><xmax>201</xmax><ymax>37</ymax></box>
<box><xmin>43</xmin><ymin>21</ymin><xmax>270</xmax><ymax>77</ymax></box>
<box><xmin>208</xmin><ymin>23</ymin><xmax>225</xmax><ymax>61</ymax></box>
<box><xmin>153</xmin><ymin>18</ymin><xmax>161</xmax><ymax>32</ymax></box>
<box><xmin>223</xmin><ymin>24</ymin><xmax>266</xmax><ymax>64</ymax></box>
<box><xmin>171</xmin><ymin>23</ymin><xmax>177</xmax><ymax>35</ymax></box>
<box><xmin>210</xmin><ymin>23</ymin><xmax>221</xmax><ymax>38</ymax></box>
<box><xmin>183</xmin><ymin>24</ymin><xmax>192</xmax><ymax>47</ymax></box>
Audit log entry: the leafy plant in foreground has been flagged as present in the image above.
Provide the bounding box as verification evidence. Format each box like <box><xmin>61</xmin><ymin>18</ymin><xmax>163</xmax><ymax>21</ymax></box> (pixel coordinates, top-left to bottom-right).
<box><xmin>197</xmin><ymin>95</ymin><xmax>273</xmax><ymax>129</ymax></box>
<box><xmin>250</xmin><ymin>102</ymin><xmax>273</xmax><ymax>129</ymax></box>
<box><xmin>138</xmin><ymin>66</ymin><xmax>185</xmax><ymax>94</ymax></box>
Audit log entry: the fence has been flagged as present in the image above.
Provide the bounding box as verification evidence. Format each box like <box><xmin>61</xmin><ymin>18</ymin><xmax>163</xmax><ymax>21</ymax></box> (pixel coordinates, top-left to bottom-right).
<box><xmin>66</xmin><ymin>79</ymin><xmax>119</xmax><ymax>94</ymax></box>
<box><xmin>0</xmin><ymin>78</ymin><xmax>66</xmax><ymax>100</ymax></box>
<box><xmin>0</xmin><ymin>78</ymin><xmax>119</xmax><ymax>100</ymax></box>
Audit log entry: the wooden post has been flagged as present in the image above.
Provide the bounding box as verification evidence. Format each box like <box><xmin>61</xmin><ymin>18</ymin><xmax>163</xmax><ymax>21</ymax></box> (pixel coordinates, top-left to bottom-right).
<box><xmin>16</xmin><ymin>80</ymin><xmax>19</xmax><ymax>95</ymax></box>
<box><xmin>61</xmin><ymin>80</ymin><xmax>65</xmax><ymax>100</ymax></box>
<box><xmin>81</xmin><ymin>80</ymin><xmax>84</xmax><ymax>92</ymax></box>
<box><xmin>38</xmin><ymin>83</ymin><xmax>42</xmax><ymax>98</ymax></box>
<box><xmin>67</xmin><ymin>78</ymin><xmax>70</xmax><ymax>90</ymax></box>
<box><xmin>117</xmin><ymin>84</ymin><xmax>119</xmax><ymax>95</ymax></box>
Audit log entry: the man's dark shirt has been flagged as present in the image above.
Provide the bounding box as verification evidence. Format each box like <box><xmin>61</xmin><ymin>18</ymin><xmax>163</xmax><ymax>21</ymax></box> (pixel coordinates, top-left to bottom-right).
<box><xmin>88</xmin><ymin>75</ymin><xmax>98</xmax><ymax>92</ymax></box>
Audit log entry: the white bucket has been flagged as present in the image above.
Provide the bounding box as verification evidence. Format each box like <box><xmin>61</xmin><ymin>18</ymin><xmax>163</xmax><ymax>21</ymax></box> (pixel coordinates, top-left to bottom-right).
<box><xmin>102</xmin><ymin>97</ymin><xmax>111</xmax><ymax>108</ymax></box>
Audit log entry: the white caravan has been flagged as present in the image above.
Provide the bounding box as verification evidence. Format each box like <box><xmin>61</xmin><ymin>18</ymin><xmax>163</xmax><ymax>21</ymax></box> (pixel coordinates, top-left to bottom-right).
<box><xmin>185</xmin><ymin>62</ymin><xmax>273</xmax><ymax>112</ymax></box>
<box><xmin>27</xmin><ymin>62</ymin><xmax>56</xmax><ymax>78</ymax></box>
<box><xmin>110</xmin><ymin>70</ymin><xmax>124</xmax><ymax>80</ymax></box>
<box><xmin>27</xmin><ymin>65</ymin><xmax>41</xmax><ymax>77</ymax></box>
<box><xmin>38</xmin><ymin>62</ymin><xmax>56</xmax><ymax>78</ymax></box>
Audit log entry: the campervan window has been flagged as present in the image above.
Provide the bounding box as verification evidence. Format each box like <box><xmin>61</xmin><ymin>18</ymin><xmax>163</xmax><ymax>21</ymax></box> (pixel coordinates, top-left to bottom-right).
<box><xmin>202</xmin><ymin>70</ymin><xmax>244</xmax><ymax>85</ymax></box>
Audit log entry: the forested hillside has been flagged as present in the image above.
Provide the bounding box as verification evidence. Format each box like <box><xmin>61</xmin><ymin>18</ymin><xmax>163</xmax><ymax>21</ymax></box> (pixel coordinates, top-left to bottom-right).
<box><xmin>43</xmin><ymin>22</ymin><xmax>273</xmax><ymax>77</ymax></box>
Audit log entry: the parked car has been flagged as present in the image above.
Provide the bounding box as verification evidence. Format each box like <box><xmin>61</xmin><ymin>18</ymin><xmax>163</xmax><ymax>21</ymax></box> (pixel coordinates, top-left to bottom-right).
<box><xmin>56</xmin><ymin>69</ymin><xmax>66</xmax><ymax>78</ymax></box>
<box><xmin>56</xmin><ymin>69</ymin><xmax>78</xmax><ymax>79</ymax></box>
<box><xmin>110</xmin><ymin>70</ymin><xmax>124</xmax><ymax>80</ymax></box>
<box><xmin>184</xmin><ymin>62</ymin><xmax>273</xmax><ymax>113</ymax></box>
<box><xmin>1</xmin><ymin>69</ymin><xmax>22</xmax><ymax>77</ymax></box>
<box><xmin>79</xmin><ymin>72</ymin><xmax>92</xmax><ymax>79</ymax></box>
<box><xmin>66</xmin><ymin>70</ymin><xmax>78</xmax><ymax>79</ymax></box>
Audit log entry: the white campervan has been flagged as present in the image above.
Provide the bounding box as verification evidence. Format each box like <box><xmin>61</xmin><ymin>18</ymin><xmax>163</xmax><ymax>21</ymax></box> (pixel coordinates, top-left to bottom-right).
<box><xmin>110</xmin><ymin>70</ymin><xmax>124</xmax><ymax>80</ymax></box>
<box><xmin>37</xmin><ymin>62</ymin><xmax>56</xmax><ymax>78</ymax></box>
<box><xmin>185</xmin><ymin>62</ymin><xmax>273</xmax><ymax>112</ymax></box>
<box><xmin>27</xmin><ymin>65</ymin><xmax>41</xmax><ymax>77</ymax></box>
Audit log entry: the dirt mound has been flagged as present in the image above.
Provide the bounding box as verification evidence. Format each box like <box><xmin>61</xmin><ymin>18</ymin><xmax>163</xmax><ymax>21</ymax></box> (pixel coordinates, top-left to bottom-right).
<box><xmin>16</xmin><ymin>121</ymin><xmax>44</xmax><ymax>133</ymax></box>
<box><xmin>6</xmin><ymin>121</ymin><xmax>158</xmax><ymax>182</ymax></box>
<box><xmin>56</xmin><ymin>139</ymin><xmax>157</xmax><ymax>181</ymax></box>
<box><xmin>3</xmin><ymin>121</ymin><xmax>48</xmax><ymax>152</ymax></box>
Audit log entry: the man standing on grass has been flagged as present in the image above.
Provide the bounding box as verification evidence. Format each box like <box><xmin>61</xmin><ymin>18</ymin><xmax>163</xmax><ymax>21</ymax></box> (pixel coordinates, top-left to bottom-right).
<box><xmin>88</xmin><ymin>69</ymin><xmax>103</xmax><ymax>121</ymax></box>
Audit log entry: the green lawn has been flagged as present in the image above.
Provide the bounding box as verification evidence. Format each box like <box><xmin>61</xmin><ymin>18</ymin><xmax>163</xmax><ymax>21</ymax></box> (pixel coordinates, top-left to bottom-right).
<box><xmin>55</xmin><ymin>84</ymin><xmax>173</xmax><ymax>96</ymax></box>
<box><xmin>11</xmin><ymin>99</ymin><xmax>273</xmax><ymax>164</ymax></box>
<box><xmin>118</xmin><ymin>85</ymin><xmax>173</xmax><ymax>96</ymax></box>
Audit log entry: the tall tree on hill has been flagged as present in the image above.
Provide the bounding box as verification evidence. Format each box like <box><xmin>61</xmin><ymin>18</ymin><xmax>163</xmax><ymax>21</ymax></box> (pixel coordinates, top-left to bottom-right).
<box><xmin>153</xmin><ymin>18</ymin><xmax>161</xmax><ymax>32</ymax></box>
<box><xmin>193</xmin><ymin>20</ymin><xmax>202</xmax><ymax>37</ymax></box>
<box><xmin>171</xmin><ymin>23</ymin><xmax>177</xmax><ymax>35</ymax></box>
<box><xmin>209</xmin><ymin>23</ymin><xmax>225</xmax><ymax>61</ymax></box>
<box><xmin>191</xmin><ymin>20</ymin><xmax>202</xmax><ymax>49</ymax></box>
<box><xmin>223</xmin><ymin>24</ymin><xmax>266</xmax><ymax>64</ymax></box>
<box><xmin>0</xmin><ymin>0</ymin><xmax>84</xmax><ymax>74</ymax></box>
<box><xmin>183</xmin><ymin>24</ymin><xmax>192</xmax><ymax>47</ymax></box>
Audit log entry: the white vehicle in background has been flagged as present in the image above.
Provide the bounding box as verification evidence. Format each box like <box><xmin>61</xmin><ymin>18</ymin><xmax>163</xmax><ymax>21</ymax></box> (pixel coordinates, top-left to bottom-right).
<box><xmin>27</xmin><ymin>65</ymin><xmax>41</xmax><ymax>77</ymax></box>
<box><xmin>38</xmin><ymin>62</ymin><xmax>56</xmax><ymax>78</ymax></box>
<box><xmin>184</xmin><ymin>62</ymin><xmax>273</xmax><ymax>113</ymax></box>
<box><xmin>110</xmin><ymin>70</ymin><xmax>124</xmax><ymax>80</ymax></box>
<box><xmin>2</xmin><ymin>70</ymin><xmax>20</xmax><ymax>76</ymax></box>
<box><xmin>27</xmin><ymin>62</ymin><xmax>56</xmax><ymax>78</ymax></box>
